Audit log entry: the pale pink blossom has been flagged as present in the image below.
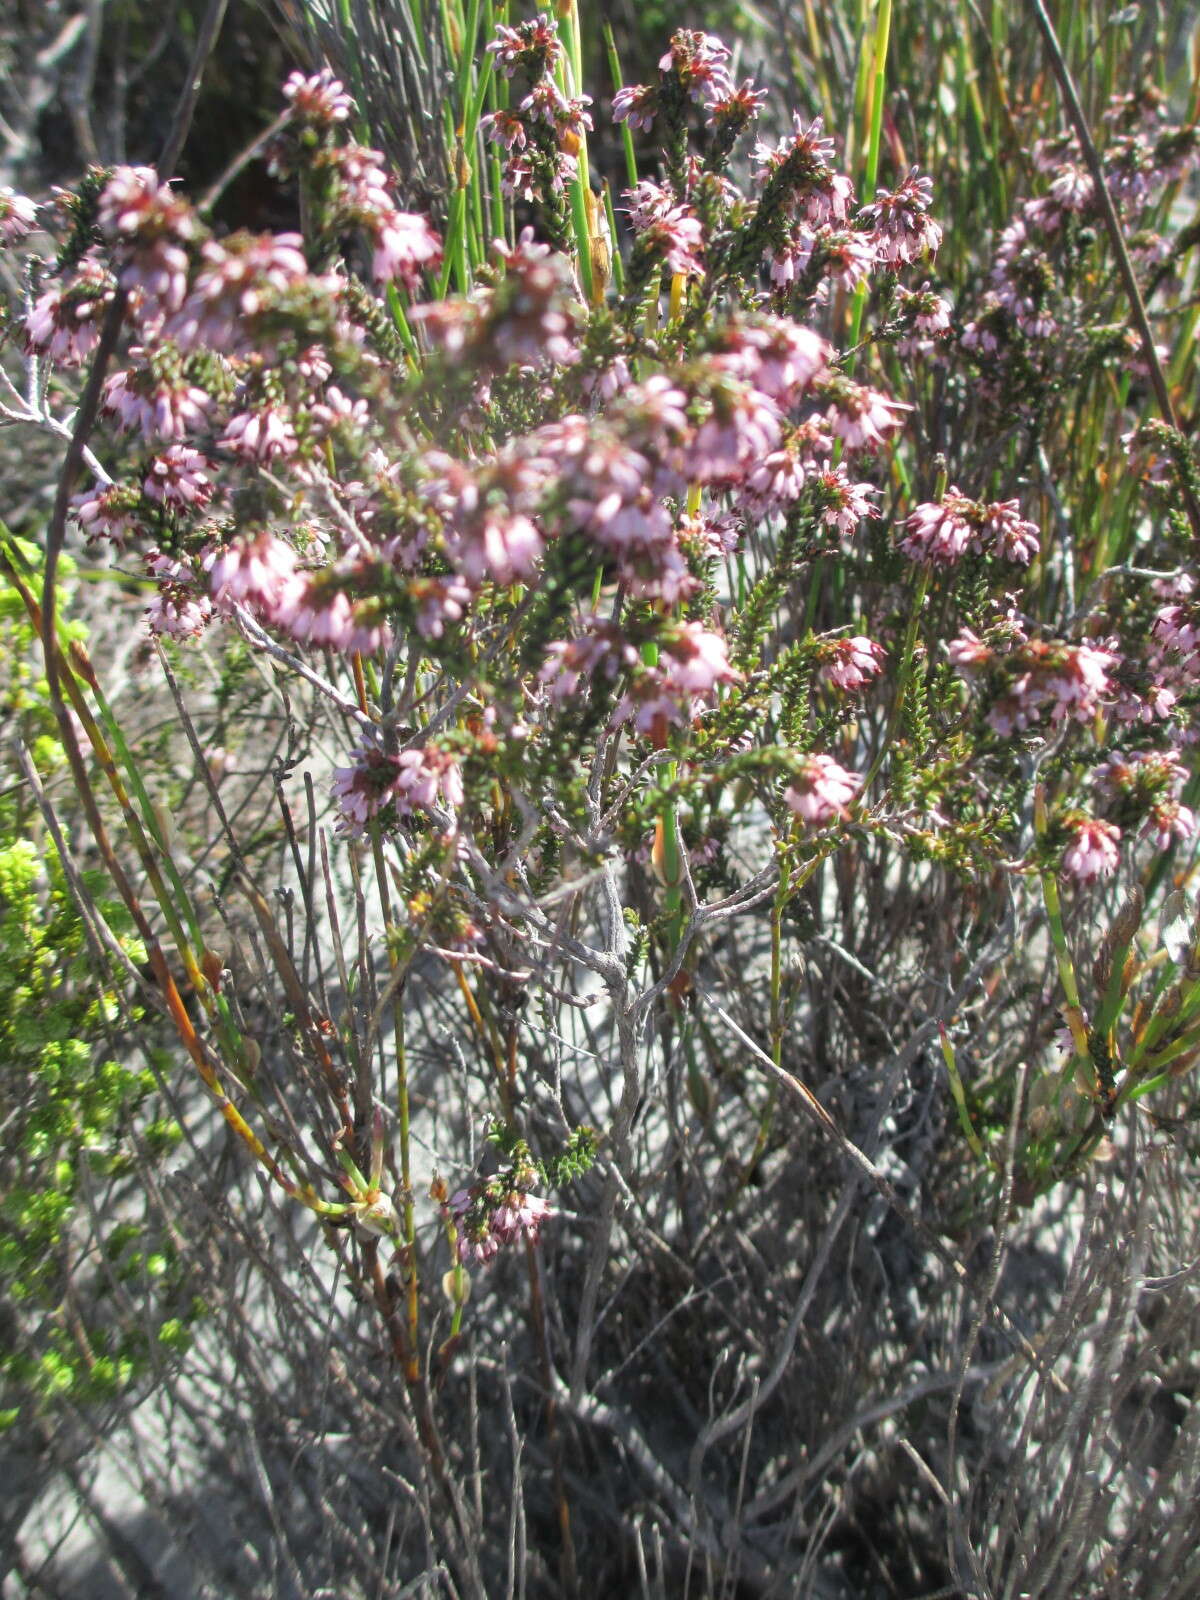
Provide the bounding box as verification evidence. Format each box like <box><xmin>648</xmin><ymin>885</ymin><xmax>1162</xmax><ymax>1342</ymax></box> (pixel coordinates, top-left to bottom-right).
<box><xmin>168</xmin><ymin>232</ymin><xmax>312</xmax><ymax>352</ymax></box>
<box><xmin>658</xmin><ymin>29</ymin><xmax>733</xmax><ymax>106</ymax></box>
<box><xmin>480</xmin><ymin>109</ymin><xmax>528</xmax><ymax>151</ymax></box>
<box><xmin>283</xmin><ymin>68</ymin><xmax>354</xmax><ymax>125</ymax></box>
<box><xmin>685</xmin><ymin>381</ymin><xmax>782</xmax><ymax>484</ymax></box>
<box><xmin>900</xmin><ymin>488</ymin><xmax>976</xmax><ymax>565</ymax></box>
<box><xmin>1146</xmin><ymin>800</ymin><xmax>1197</xmax><ymax>849</ymax></box>
<box><xmin>97</xmin><ymin>165</ymin><xmax>195</xmax><ymax>314</ymax></box>
<box><xmin>208</xmin><ymin>532</ymin><xmax>300</xmax><ymax>611</ymax></box>
<box><xmin>102</xmin><ymin>361</ymin><xmax>210</xmax><ymax>440</ymax></box>
<box><xmin>142</xmin><ymin>446</ymin><xmax>214</xmax><ymax>509</ymax></box>
<box><xmin>811</xmin><ymin>467</ymin><xmax>878</xmax><ymax>539</ymax></box>
<box><xmin>982</xmin><ymin>499</ymin><xmax>1040</xmax><ymax>565</ymax></box>
<box><xmin>146</xmin><ymin>588</ymin><xmax>212</xmax><ymax>638</ymax></box>
<box><xmin>1062</xmin><ymin>818</ymin><xmax>1121</xmax><ymax>885</ymax></box>
<box><xmin>1094</xmin><ymin>748</ymin><xmax>1194</xmax><ymax>850</ymax></box>
<box><xmin>784</xmin><ymin>754</ymin><xmax>863</xmax><ymax>825</ymax></box>
<box><xmin>407</xmin><ymin>576</ymin><xmax>472</xmax><ymax>639</ymax></box>
<box><xmin>754</xmin><ymin>117</ymin><xmax>854</xmax><ymax>227</ymax></box>
<box><xmin>947</xmin><ymin>629</ymin><xmax>992</xmax><ymax>672</ymax></box>
<box><xmin>25</xmin><ymin>253</ymin><xmax>115</xmax><ymax>366</ymax></box>
<box><xmin>659</xmin><ymin>623</ymin><xmax>740</xmax><ymax>696</ymax></box>
<box><xmin>73</xmin><ymin>483</ymin><xmax>139</xmax><ymax>545</ymax></box>
<box><xmin>709</xmin><ymin>318</ymin><xmax>830</xmax><ymax>405</ymax></box>
<box><xmin>706</xmin><ymin>79</ymin><xmax>768</xmax><ymax>132</ymax></box>
<box><xmin>0</xmin><ymin>188</ymin><xmax>38</xmax><ymax>245</ymax></box>
<box><xmin>332</xmin><ymin>742</ymin><xmax>463</xmax><ymax>834</ymax></box>
<box><xmin>539</xmin><ymin>619</ymin><xmax>636</xmax><ymax>702</ymax></box>
<box><xmin>818</xmin><ymin>636</ymin><xmax>886</xmax><ymax>692</ymax></box>
<box><xmin>635</xmin><ymin>204</ymin><xmax>705</xmax><ymax>278</ymax></box>
<box><xmin>276</xmin><ymin>584</ymin><xmax>391</xmax><ymax>654</ymax></box>
<box><xmin>219</xmin><ymin>406</ymin><xmax>299</xmax><ymax>462</ymax></box>
<box><xmin>742</xmin><ymin>442</ymin><xmax>809</xmax><ymax>513</ymax></box>
<box><xmin>450</xmin><ymin>510</ymin><xmax>544</xmax><ymax>587</ymax></box>
<box><xmin>823</xmin><ymin>381</ymin><xmax>909</xmax><ymax>453</ymax></box>
<box><xmin>487</xmin><ymin>13</ymin><xmax>563</xmax><ymax>78</ymax></box>
<box><xmin>815</xmin><ymin>227</ymin><xmax>877</xmax><ymax>290</ymax></box>
<box><xmin>490</xmin><ymin>1191</ymin><xmax>552</xmax><ymax>1245</ymax></box>
<box><xmin>370</xmin><ymin>210</ymin><xmax>442</xmax><ymax>286</ymax></box>
<box><xmin>612</xmin><ymin>84</ymin><xmax>657</xmax><ymax>132</ymax></box>
<box><xmin>859</xmin><ymin>169</ymin><xmax>941</xmax><ymax>264</ymax></box>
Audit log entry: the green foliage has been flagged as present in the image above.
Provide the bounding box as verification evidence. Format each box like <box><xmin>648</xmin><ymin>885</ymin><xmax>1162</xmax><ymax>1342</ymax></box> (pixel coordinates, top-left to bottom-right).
<box><xmin>0</xmin><ymin>564</ymin><xmax>194</xmax><ymax>1428</ymax></box>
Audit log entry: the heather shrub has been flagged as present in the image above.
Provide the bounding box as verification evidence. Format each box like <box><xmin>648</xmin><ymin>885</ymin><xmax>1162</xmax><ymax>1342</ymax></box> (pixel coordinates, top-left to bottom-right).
<box><xmin>2</xmin><ymin>1</ymin><xmax>1200</xmax><ymax>1594</ymax></box>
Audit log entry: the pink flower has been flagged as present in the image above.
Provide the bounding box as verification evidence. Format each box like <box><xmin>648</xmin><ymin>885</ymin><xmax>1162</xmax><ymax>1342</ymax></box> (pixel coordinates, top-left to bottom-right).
<box><xmin>1093</xmin><ymin>748</ymin><xmax>1194</xmax><ymax>848</ymax></box>
<box><xmin>520</xmin><ymin>82</ymin><xmax>592</xmax><ymax>144</ymax></box>
<box><xmin>685</xmin><ymin>380</ymin><xmax>782</xmax><ymax>484</ymax></box>
<box><xmin>816</xmin><ymin>227</ymin><xmax>877</xmax><ymax>291</ymax></box>
<box><xmin>612</xmin><ymin>84</ymin><xmax>657</xmax><ymax>132</ymax></box>
<box><xmin>480</xmin><ymin>109</ymin><xmax>528</xmax><ymax>151</ymax></box>
<box><xmin>486</xmin><ymin>13</ymin><xmax>563</xmax><ymax>78</ymax></box>
<box><xmin>219</xmin><ymin>406</ymin><xmax>298</xmax><ymax>463</ymax></box>
<box><xmin>406</xmin><ymin>576</ymin><xmax>471</xmax><ymax>639</ymax></box>
<box><xmin>485</xmin><ymin>230</ymin><xmax>580</xmax><ymax>368</ymax></box>
<box><xmin>706</xmin><ymin>79</ymin><xmax>768</xmax><ymax>132</ymax></box>
<box><xmin>753</xmin><ymin>116</ymin><xmax>855</xmax><ymax>227</ymax></box>
<box><xmin>370</xmin><ymin>210</ymin><xmax>442</xmax><ymax>286</ymax></box>
<box><xmin>0</xmin><ymin>188</ymin><xmax>38</xmax><ymax>245</ymax></box>
<box><xmin>1048</xmin><ymin>162</ymin><xmax>1095</xmax><ymax>213</ymax></box>
<box><xmin>490</xmin><ymin>1191</ymin><xmax>552</xmax><ymax>1245</ymax></box>
<box><xmin>276</xmin><ymin>584</ymin><xmax>391</xmax><ymax>654</ymax></box>
<box><xmin>784</xmin><ymin>754</ymin><xmax>863</xmax><ymax>826</ymax></box>
<box><xmin>145</xmin><ymin>551</ymin><xmax>211</xmax><ymax>638</ymax></box>
<box><xmin>981</xmin><ymin>499</ymin><xmax>1040</xmax><ymax>565</ymax></box>
<box><xmin>1040</xmin><ymin>642</ymin><xmax>1116</xmax><ymax>716</ymax></box>
<box><xmin>1146</xmin><ymin>800</ymin><xmax>1197</xmax><ymax>849</ymax></box>
<box><xmin>73</xmin><ymin>483</ymin><xmax>140</xmax><ymax>546</ymax></box>
<box><xmin>895</xmin><ymin>284</ymin><xmax>952</xmax><ymax>354</ymax></box>
<box><xmin>1062</xmin><ymin>818</ymin><xmax>1121</xmax><ymax>885</ymax></box>
<box><xmin>810</xmin><ymin>467</ymin><xmax>878</xmax><ymax>539</ymax></box>
<box><xmin>146</xmin><ymin>588</ymin><xmax>212</xmax><ymax>639</ymax></box>
<box><xmin>539</xmin><ymin>619</ymin><xmax>637</xmax><ymax>702</ymax></box>
<box><xmin>900</xmin><ymin>488</ymin><xmax>976</xmax><ymax>565</ymax></box>
<box><xmin>947</xmin><ymin>628</ymin><xmax>992</xmax><ymax>673</ymax></box>
<box><xmin>283</xmin><ymin>69</ymin><xmax>354</xmax><ymax>125</ymax></box>
<box><xmin>451</xmin><ymin>510</ymin><xmax>544</xmax><ymax>587</ymax></box>
<box><xmin>659</xmin><ymin>623</ymin><xmax>741</xmax><ymax>696</ymax></box>
<box><xmin>709</xmin><ymin>318</ymin><xmax>830</xmax><ymax>405</ymax></box>
<box><xmin>102</xmin><ymin>360</ymin><xmax>210</xmax><ymax>441</ymax></box>
<box><xmin>167</xmin><ymin>232</ymin><xmax>312</xmax><ymax>353</ymax></box>
<box><xmin>635</xmin><ymin>204</ymin><xmax>705</xmax><ymax>278</ymax></box>
<box><xmin>97</xmin><ymin>165</ymin><xmax>196</xmax><ymax>315</ymax></box>
<box><xmin>142</xmin><ymin>446</ymin><xmax>214</xmax><ymax>509</ymax></box>
<box><xmin>25</xmin><ymin>252</ymin><xmax>115</xmax><ymax>366</ymax></box>
<box><xmin>332</xmin><ymin>743</ymin><xmax>462</xmax><ymax>834</ymax></box>
<box><xmin>658</xmin><ymin>29</ymin><xmax>733</xmax><ymax>106</ymax></box>
<box><xmin>823</xmin><ymin>380</ymin><xmax>909</xmax><ymax>452</ymax></box>
<box><xmin>859</xmin><ymin>169</ymin><xmax>942</xmax><ymax>264</ymax></box>
<box><xmin>818</xmin><ymin>636</ymin><xmax>886</xmax><ymax>692</ymax></box>
<box><xmin>741</xmin><ymin>441</ymin><xmax>810</xmax><ymax>514</ymax></box>
<box><xmin>208</xmin><ymin>532</ymin><xmax>300</xmax><ymax>611</ymax></box>
<box><xmin>623</xmin><ymin>180</ymin><xmax>677</xmax><ymax>230</ymax></box>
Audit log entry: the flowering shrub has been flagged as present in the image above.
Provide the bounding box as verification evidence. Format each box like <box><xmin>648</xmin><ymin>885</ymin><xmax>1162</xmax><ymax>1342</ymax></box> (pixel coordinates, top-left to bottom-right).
<box><xmin>5</xmin><ymin>2</ymin><xmax>1200</xmax><ymax>1590</ymax></box>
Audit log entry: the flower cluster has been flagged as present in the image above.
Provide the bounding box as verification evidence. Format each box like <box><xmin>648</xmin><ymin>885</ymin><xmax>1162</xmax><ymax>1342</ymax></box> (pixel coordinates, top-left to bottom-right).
<box><xmin>480</xmin><ymin>13</ymin><xmax>589</xmax><ymax>236</ymax></box>
<box><xmin>331</xmin><ymin>742</ymin><xmax>464</xmax><ymax>835</ymax></box>
<box><xmin>784</xmin><ymin>754</ymin><xmax>863</xmax><ymax>827</ymax></box>
<box><xmin>950</xmin><ymin>624</ymin><xmax>1116</xmax><ymax>734</ymax></box>
<box><xmin>446</xmin><ymin>1159</ymin><xmax>554</xmax><ymax>1267</ymax></box>
<box><xmin>900</xmin><ymin>488</ymin><xmax>1040</xmax><ymax>567</ymax></box>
